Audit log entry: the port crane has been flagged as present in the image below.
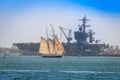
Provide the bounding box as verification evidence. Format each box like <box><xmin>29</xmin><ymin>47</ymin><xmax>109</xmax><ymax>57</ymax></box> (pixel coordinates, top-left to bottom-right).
<box><xmin>59</xmin><ymin>26</ymin><xmax>72</xmax><ymax>43</ymax></box>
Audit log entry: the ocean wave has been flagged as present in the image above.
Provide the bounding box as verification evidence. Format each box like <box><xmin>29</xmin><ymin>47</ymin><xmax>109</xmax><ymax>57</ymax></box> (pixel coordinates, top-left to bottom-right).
<box><xmin>0</xmin><ymin>70</ymin><xmax>50</xmax><ymax>73</ymax></box>
<box><xmin>0</xmin><ymin>70</ymin><xmax>118</xmax><ymax>74</ymax></box>
<box><xmin>59</xmin><ymin>71</ymin><xmax>117</xmax><ymax>74</ymax></box>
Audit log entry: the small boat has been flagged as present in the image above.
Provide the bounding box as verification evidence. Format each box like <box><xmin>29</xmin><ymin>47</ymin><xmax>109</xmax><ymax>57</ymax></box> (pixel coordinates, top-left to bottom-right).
<box><xmin>39</xmin><ymin>26</ymin><xmax>65</xmax><ymax>58</ymax></box>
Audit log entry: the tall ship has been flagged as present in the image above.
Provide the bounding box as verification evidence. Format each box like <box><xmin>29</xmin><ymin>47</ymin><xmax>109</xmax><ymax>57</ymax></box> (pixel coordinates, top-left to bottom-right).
<box><xmin>13</xmin><ymin>15</ymin><xmax>118</xmax><ymax>56</ymax></box>
<box><xmin>39</xmin><ymin>27</ymin><xmax>65</xmax><ymax>58</ymax></box>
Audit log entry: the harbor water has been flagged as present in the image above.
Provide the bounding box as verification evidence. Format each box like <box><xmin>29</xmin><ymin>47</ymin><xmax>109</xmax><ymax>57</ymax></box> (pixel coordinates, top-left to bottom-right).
<box><xmin>0</xmin><ymin>56</ymin><xmax>120</xmax><ymax>80</ymax></box>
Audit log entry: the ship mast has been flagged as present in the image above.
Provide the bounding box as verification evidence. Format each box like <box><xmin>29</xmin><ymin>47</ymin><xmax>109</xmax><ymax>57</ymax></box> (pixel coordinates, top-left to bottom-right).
<box><xmin>50</xmin><ymin>24</ymin><xmax>55</xmax><ymax>40</ymax></box>
<box><xmin>46</xmin><ymin>26</ymin><xmax>50</xmax><ymax>55</ymax></box>
<box><xmin>46</xmin><ymin>27</ymin><xmax>48</xmax><ymax>39</ymax></box>
<box><xmin>79</xmin><ymin>15</ymin><xmax>90</xmax><ymax>33</ymax></box>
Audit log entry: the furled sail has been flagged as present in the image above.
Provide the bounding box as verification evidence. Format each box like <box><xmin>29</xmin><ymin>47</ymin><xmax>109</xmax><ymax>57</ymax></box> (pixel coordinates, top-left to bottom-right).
<box><xmin>54</xmin><ymin>36</ymin><xmax>65</xmax><ymax>55</ymax></box>
<box><xmin>48</xmin><ymin>38</ymin><xmax>55</xmax><ymax>55</ymax></box>
<box><xmin>39</xmin><ymin>37</ymin><xmax>49</xmax><ymax>55</ymax></box>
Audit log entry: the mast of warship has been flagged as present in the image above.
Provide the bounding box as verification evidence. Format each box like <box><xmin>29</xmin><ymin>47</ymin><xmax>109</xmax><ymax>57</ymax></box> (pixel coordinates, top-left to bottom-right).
<box><xmin>74</xmin><ymin>15</ymin><xmax>104</xmax><ymax>56</ymax></box>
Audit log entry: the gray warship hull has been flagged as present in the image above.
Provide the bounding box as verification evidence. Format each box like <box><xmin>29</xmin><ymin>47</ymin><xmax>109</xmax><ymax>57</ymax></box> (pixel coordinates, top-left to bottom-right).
<box><xmin>12</xmin><ymin>16</ymin><xmax>119</xmax><ymax>56</ymax></box>
<box><xmin>13</xmin><ymin>42</ymin><xmax>105</xmax><ymax>56</ymax></box>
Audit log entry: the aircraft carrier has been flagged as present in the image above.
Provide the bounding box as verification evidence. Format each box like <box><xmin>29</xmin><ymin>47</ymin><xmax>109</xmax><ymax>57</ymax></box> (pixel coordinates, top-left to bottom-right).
<box><xmin>13</xmin><ymin>15</ymin><xmax>119</xmax><ymax>56</ymax></box>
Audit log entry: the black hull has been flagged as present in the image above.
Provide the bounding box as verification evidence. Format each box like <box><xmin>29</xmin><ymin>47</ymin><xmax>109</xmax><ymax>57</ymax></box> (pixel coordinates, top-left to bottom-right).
<box><xmin>42</xmin><ymin>55</ymin><xmax>62</xmax><ymax>58</ymax></box>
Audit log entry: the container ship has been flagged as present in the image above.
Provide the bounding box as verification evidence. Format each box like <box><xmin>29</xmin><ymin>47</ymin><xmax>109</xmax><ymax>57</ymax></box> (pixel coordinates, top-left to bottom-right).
<box><xmin>13</xmin><ymin>15</ymin><xmax>119</xmax><ymax>56</ymax></box>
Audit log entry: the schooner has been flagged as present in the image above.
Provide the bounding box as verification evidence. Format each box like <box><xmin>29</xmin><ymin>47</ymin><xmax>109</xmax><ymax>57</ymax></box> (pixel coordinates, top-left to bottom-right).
<box><xmin>39</xmin><ymin>26</ymin><xmax>65</xmax><ymax>58</ymax></box>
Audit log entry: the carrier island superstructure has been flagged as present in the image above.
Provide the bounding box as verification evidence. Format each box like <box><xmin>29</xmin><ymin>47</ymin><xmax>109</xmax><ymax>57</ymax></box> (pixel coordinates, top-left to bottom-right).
<box><xmin>13</xmin><ymin>15</ymin><xmax>114</xmax><ymax>56</ymax></box>
<box><xmin>63</xmin><ymin>15</ymin><xmax>104</xmax><ymax>56</ymax></box>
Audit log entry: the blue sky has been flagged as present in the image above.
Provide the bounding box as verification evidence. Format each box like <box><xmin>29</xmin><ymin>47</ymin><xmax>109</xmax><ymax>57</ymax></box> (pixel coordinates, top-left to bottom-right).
<box><xmin>0</xmin><ymin>0</ymin><xmax>120</xmax><ymax>47</ymax></box>
<box><xmin>0</xmin><ymin>0</ymin><xmax>120</xmax><ymax>13</ymax></box>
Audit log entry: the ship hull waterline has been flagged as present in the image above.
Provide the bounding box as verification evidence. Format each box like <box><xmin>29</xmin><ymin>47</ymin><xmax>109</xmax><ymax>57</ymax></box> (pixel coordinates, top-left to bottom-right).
<box><xmin>41</xmin><ymin>55</ymin><xmax>62</xmax><ymax>58</ymax></box>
